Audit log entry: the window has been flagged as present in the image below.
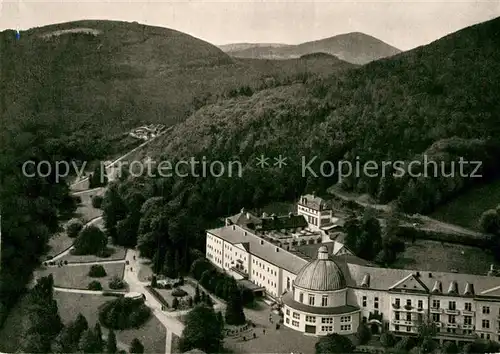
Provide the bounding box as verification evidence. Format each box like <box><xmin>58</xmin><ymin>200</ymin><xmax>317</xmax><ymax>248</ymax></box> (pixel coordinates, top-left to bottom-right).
<box><xmin>448</xmin><ymin>315</ymin><xmax>456</xmax><ymax>324</ymax></box>
<box><xmin>306</xmin><ymin>316</ymin><xmax>316</xmax><ymax>322</ymax></box>
<box><xmin>406</xmin><ymin>299</ymin><xmax>412</xmax><ymax>307</ymax></box>
<box><xmin>395</xmin><ymin>298</ymin><xmax>400</xmax><ymax>307</ymax></box>
<box><xmin>321</xmin><ymin>318</ymin><xmax>333</xmax><ymax>324</ymax></box>
<box><xmin>432</xmin><ymin>300</ymin><xmax>440</xmax><ymax>309</ymax></box>
<box><xmin>286</xmin><ymin>318</ymin><xmax>289</xmax><ymax>324</ymax></box>
<box><xmin>464</xmin><ymin>316</ymin><xmax>472</xmax><ymax>325</ymax></box>
<box><xmin>299</xmin><ymin>293</ymin><xmax>304</xmax><ymax>303</ymax></box>
<box><xmin>286</xmin><ymin>309</ymin><xmax>290</xmax><ymax>315</ymax></box>
<box><xmin>395</xmin><ymin>312</ymin><xmax>400</xmax><ymax>320</ymax></box>
<box><xmin>374</xmin><ymin>297</ymin><xmax>379</xmax><ymax>309</ymax></box>
<box><xmin>448</xmin><ymin>301</ymin><xmax>456</xmax><ymax>310</ymax></box>
<box><xmin>308</xmin><ymin>295</ymin><xmax>315</xmax><ymax>306</ymax></box>
<box><xmin>395</xmin><ymin>325</ymin><xmax>400</xmax><ymax>331</ymax></box>
<box><xmin>418</xmin><ymin>300</ymin><xmax>423</xmax><ymax>309</ymax></box>
<box><xmin>292</xmin><ymin>320</ymin><xmax>299</xmax><ymax>327</ymax></box>
<box><xmin>406</xmin><ymin>326</ymin><xmax>411</xmax><ymax>332</ymax></box>
<box><xmin>322</xmin><ymin>296</ymin><xmax>328</xmax><ymax>307</ymax></box>
<box><xmin>465</xmin><ymin>302</ymin><xmax>472</xmax><ymax>311</ymax></box>
<box><xmin>432</xmin><ymin>313</ymin><xmax>440</xmax><ymax>322</ymax></box>
<box><xmin>486</xmin><ymin>334</ymin><xmax>490</xmax><ymax>340</ymax></box>
<box><xmin>362</xmin><ymin>296</ymin><xmax>367</xmax><ymax>307</ymax></box>
<box><xmin>406</xmin><ymin>313</ymin><xmax>412</xmax><ymax>321</ymax></box>
<box><xmin>287</xmin><ymin>277</ymin><xmax>291</xmax><ymax>290</ymax></box>
<box><xmin>483</xmin><ymin>306</ymin><xmax>490</xmax><ymax>314</ymax></box>
<box><xmin>340</xmin><ymin>324</ymin><xmax>351</xmax><ymax>331</ymax></box>
<box><xmin>482</xmin><ymin>319</ymin><xmax>490</xmax><ymax>329</ymax></box>
<box><xmin>321</xmin><ymin>326</ymin><xmax>333</xmax><ymax>332</ymax></box>
<box><xmin>340</xmin><ymin>316</ymin><xmax>351</xmax><ymax>323</ymax></box>
<box><xmin>293</xmin><ymin>312</ymin><xmax>300</xmax><ymax>320</ymax></box>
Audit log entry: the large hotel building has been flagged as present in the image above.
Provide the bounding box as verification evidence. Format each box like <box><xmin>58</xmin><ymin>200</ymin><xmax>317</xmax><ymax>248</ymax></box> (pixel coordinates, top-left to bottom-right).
<box><xmin>205</xmin><ymin>194</ymin><xmax>500</xmax><ymax>345</ymax></box>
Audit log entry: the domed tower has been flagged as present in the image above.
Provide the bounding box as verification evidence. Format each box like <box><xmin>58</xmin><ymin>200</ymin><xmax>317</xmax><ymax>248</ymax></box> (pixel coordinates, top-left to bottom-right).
<box><xmin>281</xmin><ymin>246</ymin><xmax>360</xmax><ymax>335</ymax></box>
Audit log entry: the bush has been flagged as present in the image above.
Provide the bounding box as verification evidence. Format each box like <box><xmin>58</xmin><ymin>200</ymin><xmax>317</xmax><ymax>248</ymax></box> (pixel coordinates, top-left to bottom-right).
<box><xmin>172</xmin><ymin>288</ymin><xmax>188</xmax><ymax>297</ymax></box>
<box><xmin>109</xmin><ymin>276</ymin><xmax>125</xmax><ymax>290</ymax></box>
<box><xmin>380</xmin><ymin>332</ymin><xmax>396</xmax><ymax>348</ymax></box>
<box><xmin>73</xmin><ymin>195</ymin><xmax>82</xmax><ymax>204</ymax></box>
<box><xmin>356</xmin><ymin>324</ymin><xmax>371</xmax><ymax>345</ymax></box>
<box><xmin>88</xmin><ymin>265</ymin><xmax>107</xmax><ymax>277</ymax></box>
<box><xmin>88</xmin><ymin>281</ymin><xmax>102</xmax><ymax>290</ymax></box>
<box><xmin>92</xmin><ymin>195</ymin><xmax>104</xmax><ymax>209</ymax></box>
<box><xmin>172</xmin><ymin>297</ymin><xmax>179</xmax><ymax>309</ymax></box>
<box><xmin>73</xmin><ymin>225</ymin><xmax>107</xmax><ymax>255</ymax></box>
<box><xmin>66</xmin><ymin>218</ymin><xmax>84</xmax><ymax>238</ymax></box>
<box><xmin>99</xmin><ymin>298</ymin><xmax>151</xmax><ymax>329</ymax></box>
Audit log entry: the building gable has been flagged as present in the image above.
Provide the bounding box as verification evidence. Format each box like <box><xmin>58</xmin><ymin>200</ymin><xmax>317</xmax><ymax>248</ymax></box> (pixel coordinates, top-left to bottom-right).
<box><xmin>389</xmin><ymin>274</ymin><xmax>429</xmax><ymax>293</ymax></box>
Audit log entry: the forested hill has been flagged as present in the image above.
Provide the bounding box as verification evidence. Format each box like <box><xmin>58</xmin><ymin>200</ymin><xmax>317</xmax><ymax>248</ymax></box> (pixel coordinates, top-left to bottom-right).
<box><xmin>141</xmin><ymin>16</ymin><xmax>500</xmax><ymax>215</ymax></box>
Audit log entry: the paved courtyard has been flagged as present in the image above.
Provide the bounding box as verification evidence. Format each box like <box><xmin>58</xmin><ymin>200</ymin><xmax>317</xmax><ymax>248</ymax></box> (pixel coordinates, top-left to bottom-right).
<box><xmin>224</xmin><ymin>301</ymin><xmax>317</xmax><ymax>354</ymax></box>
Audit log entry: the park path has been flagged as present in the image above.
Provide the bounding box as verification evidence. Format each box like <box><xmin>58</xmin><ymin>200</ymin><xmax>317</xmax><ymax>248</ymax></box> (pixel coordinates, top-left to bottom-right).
<box><xmin>124</xmin><ymin>249</ymin><xmax>184</xmax><ymax>354</ymax></box>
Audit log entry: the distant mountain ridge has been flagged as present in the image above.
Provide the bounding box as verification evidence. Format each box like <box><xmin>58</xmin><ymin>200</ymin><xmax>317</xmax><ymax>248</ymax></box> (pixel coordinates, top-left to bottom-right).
<box><xmin>218</xmin><ymin>43</ymin><xmax>288</xmax><ymax>52</ymax></box>
<box><xmin>223</xmin><ymin>32</ymin><xmax>401</xmax><ymax>65</ymax></box>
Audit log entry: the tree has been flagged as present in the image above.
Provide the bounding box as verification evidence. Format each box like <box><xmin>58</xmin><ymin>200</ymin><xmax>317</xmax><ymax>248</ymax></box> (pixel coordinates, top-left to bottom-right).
<box><xmin>89</xmin><ymin>163</ymin><xmax>108</xmax><ymax>188</ymax></box>
<box><xmin>194</xmin><ymin>285</ymin><xmax>201</xmax><ymax>304</ymax></box>
<box><xmin>216</xmin><ymin>311</ymin><xmax>224</xmax><ymax>331</ymax></box>
<box><xmin>380</xmin><ymin>332</ymin><xmax>396</xmax><ymax>348</ymax></box>
<box><xmin>394</xmin><ymin>337</ymin><xmax>414</xmax><ymax>353</ymax></box>
<box><xmin>89</xmin><ymin>264</ymin><xmax>107</xmax><ymax>277</ymax></box>
<box><xmin>130</xmin><ymin>338</ymin><xmax>145</xmax><ymax>354</ymax></box>
<box><xmin>94</xmin><ymin>322</ymin><xmax>104</xmax><ymax>353</ymax></box>
<box><xmin>480</xmin><ymin>209</ymin><xmax>500</xmax><ymax>234</ymax></box>
<box><xmin>109</xmin><ymin>276</ymin><xmax>125</xmax><ymax>289</ymax></box>
<box><xmin>179</xmin><ymin>305</ymin><xmax>223</xmax><ymax>353</ymax></box>
<box><xmin>151</xmin><ymin>275</ymin><xmax>157</xmax><ymax>288</ymax></box>
<box><xmin>102</xmin><ymin>183</ymin><xmax>128</xmax><ymax>242</ymax></box>
<box><xmin>92</xmin><ymin>195</ymin><xmax>104</xmax><ymax>208</ymax></box>
<box><xmin>73</xmin><ymin>225</ymin><xmax>107</xmax><ymax>255</ymax></box>
<box><xmin>441</xmin><ymin>341</ymin><xmax>458</xmax><ymax>354</ymax></box>
<box><xmin>356</xmin><ymin>324</ymin><xmax>371</xmax><ymax>345</ymax></box>
<box><xmin>66</xmin><ymin>218</ymin><xmax>84</xmax><ymax>238</ymax></box>
<box><xmin>172</xmin><ymin>297</ymin><xmax>179</xmax><ymax>309</ymax></box>
<box><xmin>78</xmin><ymin>329</ymin><xmax>98</xmax><ymax>353</ymax></box>
<box><xmin>190</xmin><ymin>258</ymin><xmax>211</xmax><ymax>280</ymax></box>
<box><xmin>315</xmin><ymin>333</ymin><xmax>354</xmax><ymax>354</ymax></box>
<box><xmin>88</xmin><ymin>280</ymin><xmax>103</xmax><ymax>290</ymax></box>
<box><xmin>225</xmin><ymin>286</ymin><xmax>246</xmax><ymax>325</ymax></box>
<box><xmin>106</xmin><ymin>328</ymin><xmax>117</xmax><ymax>353</ymax></box>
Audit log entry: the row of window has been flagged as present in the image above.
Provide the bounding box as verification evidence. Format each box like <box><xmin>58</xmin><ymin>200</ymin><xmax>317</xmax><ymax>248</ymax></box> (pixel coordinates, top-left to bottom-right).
<box><xmin>286</xmin><ymin>310</ymin><xmax>350</xmax><ymax>324</ymax></box>
<box><xmin>252</xmin><ymin>258</ymin><xmax>277</xmax><ymax>276</ymax></box>
<box><xmin>299</xmin><ymin>292</ymin><xmax>329</xmax><ymax>306</ymax></box>
<box><xmin>362</xmin><ymin>296</ymin><xmax>379</xmax><ymax>309</ymax></box>
<box><xmin>393</xmin><ymin>298</ymin><xmax>497</xmax><ymax>314</ymax></box>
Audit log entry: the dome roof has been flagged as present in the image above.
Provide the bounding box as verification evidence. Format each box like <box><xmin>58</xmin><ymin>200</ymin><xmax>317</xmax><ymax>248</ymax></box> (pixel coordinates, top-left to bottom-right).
<box><xmin>293</xmin><ymin>246</ymin><xmax>346</xmax><ymax>291</ymax></box>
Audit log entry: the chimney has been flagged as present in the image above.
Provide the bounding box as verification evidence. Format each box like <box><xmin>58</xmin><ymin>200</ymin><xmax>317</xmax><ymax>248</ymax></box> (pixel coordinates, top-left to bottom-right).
<box><xmin>246</xmin><ymin>212</ymin><xmax>251</xmax><ymax>220</ymax></box>
<box><xmin>288</xmin><ymin>212</ymin><xmax>293</xmax><ymax>218</ymax></box>
<box><xmin>491</xmin><ymin>264</ymin><xmax>495</xmax><ymax>272</ymax></box>
<box><xmin>241</xmin><ymin>207</ymin><xmax>245</xmax><ymax>213</ymax></box>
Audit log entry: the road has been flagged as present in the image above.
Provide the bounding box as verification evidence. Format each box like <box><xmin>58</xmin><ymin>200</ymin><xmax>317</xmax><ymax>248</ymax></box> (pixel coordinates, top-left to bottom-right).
<box><xmin>124</xmin><ymin>249</ymin><xmax>184</xmax><ymax>354</ymax></box>
<box><xmin>71</xmin><ymin>127</ymin><xmax>172</xmax><ymax>190</ymax></box>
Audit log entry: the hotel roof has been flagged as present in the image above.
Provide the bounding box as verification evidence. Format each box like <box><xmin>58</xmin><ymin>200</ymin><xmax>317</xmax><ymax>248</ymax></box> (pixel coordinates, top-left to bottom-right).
<box><xmin>207</xmin><ymin>224</ymin><xmax>308</xmax><ymax>274</ymax></box>
<box><xmin>298</xmin><ymin>194</ymin><xmax>330</xmax><ymax>211</ymax></box>
<box><xmin>207</xmin><ymin>224</ymin><xmax>500</xmax><ymax>297</ymax></box>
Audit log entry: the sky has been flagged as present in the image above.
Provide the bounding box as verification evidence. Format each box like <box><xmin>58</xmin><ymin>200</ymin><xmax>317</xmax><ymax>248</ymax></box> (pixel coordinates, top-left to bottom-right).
<box><xmin>1</xmin><ymin>0</ymin><xmax>499</xmax><ymax>50</ymax></box>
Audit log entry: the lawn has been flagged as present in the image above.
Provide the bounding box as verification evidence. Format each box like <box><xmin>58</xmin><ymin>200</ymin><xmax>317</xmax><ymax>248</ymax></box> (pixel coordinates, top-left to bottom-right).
<box><xmin>59</xmin><ymin>245</ymin><xmax>127</xmax><ymax>263</ymax></box>
<box><xmin>54</xmin><ymin>292</ymin><xmax>166</xmax><ymax>353</ymax></box>
<box><xmin>47</xmin><ymin>229</ymin><xmax>74</xmax><ymax>257</ymax></box>
<box><xmin>138</xmin><ymin>259</ymin><xmax>154</xmax><ymax>282</ymax></box>
<box><xmin>390</xmin><ymin>239</ymin><xmax>499</xmax><ymax>275</ymax></box>
<box><xmin>37</xmin><ymin>262</ymin><xmax>125</xmax><ymax>290</ymax></box>
<box><xmin>431</xmin><ymin>179</ymin><xmax>500</xmax><ymax>231</ymax></box>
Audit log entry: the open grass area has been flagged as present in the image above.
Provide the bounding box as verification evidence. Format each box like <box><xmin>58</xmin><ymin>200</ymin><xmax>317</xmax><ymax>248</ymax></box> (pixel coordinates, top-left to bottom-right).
<box><xmin>431</xmin><ymin>180</ymin><xmax>500</xmax><ymax>231</ymax></box>
<box><xmin>54</xmin><ymin>292</ymin><xmax>166</xmax><ymax>353</ymax></box>
<box><xmin>155</xmin><ymin>284</ymin><xmax>196</xmax><ymax>308</ymax></box>
<box><xmin>47</xmin><ymin>230</ymin><xmax>74</xmax><ymax>257</ymax></box>
<box><xmin>138</xmin><ymin>260</ymin><xmax>154</xmax><ymax>282</ymax></box>
<box><xmin>390</xmin><ymin>239</ymin><xmax>499</xmax><ymax>275</ymax></box>
<box><xmin>59</xmin><ymin>245</ymin><xmax>127</xmax><ymax>263</ymax></box>
<box><xmin>37</xmin><ymin>262</ymin><xmax>125</xmax><ymax>290</ymax></box>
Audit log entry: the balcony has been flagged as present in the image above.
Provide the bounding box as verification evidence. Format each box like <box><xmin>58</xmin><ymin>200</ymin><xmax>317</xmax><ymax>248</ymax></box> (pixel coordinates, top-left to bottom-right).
<box><xmin>392</xmin><ymin>303</ymin><xmax>400</xmax><ymax>310</ymax></box>
<box><xmin>430</xmin><ymin>307</ymin><xmax>442</xmax><ymax>313</ymax></box>
<box><xmin>462</xmin><ymin>310</ymin><xmax>474</xmax><ymax>316</ymax></box>
<box><xmin>444</xmin><ymin>309</ymin><xmax>460</xmax><ymax>315</ymax></box>
<box><xmin>434</xmin><ymin>322</ymin><xmax>442</xmax><ymax>328</ymax></box>
<box><xmin>404</xmin><ymin>305</ymin><xmax>413</xmax><ymax>311</ymax></box>
<box><xmin>462</xmin><ymin>324</ymin><xmax>474</xmax><ymax>330</ymax></box>
<box><xmin>446</xmin><ymin>323</ymin><xmax>458</xmax><ymax>329</ymax></box>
